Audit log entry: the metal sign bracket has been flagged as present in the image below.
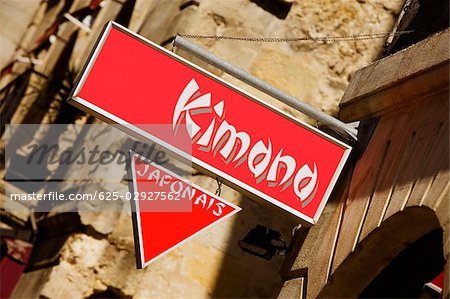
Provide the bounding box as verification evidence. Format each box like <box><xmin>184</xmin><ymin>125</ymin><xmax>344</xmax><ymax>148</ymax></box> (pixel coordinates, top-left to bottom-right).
<box><xmin>172</xmin><ymin>35</ymin><xmax>359</xmax><ymax>142</ymax></box>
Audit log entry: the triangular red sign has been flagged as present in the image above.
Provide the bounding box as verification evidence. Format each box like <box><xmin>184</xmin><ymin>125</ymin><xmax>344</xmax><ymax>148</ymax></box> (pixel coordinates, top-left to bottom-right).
<box><xmin>128</xmin><ymin>152</ymin><xmax>241</xmax><ymax>268</ymax></box>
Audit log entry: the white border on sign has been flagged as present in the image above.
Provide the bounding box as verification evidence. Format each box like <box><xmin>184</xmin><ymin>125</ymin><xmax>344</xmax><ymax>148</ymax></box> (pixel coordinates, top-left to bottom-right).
<box><xmin>69</xmin><ymin>21</ymin><xmax>352</xmax><ymax>225</ymax></box>
<box><xmin>128</xmin><ymin>151</ymin><xmax>242</xmax><ymax>268</ymax></box>
<box><xmin>425</xmin><ymin>282</ymin><xmax>442</xmax><ymax>294</ymax></box>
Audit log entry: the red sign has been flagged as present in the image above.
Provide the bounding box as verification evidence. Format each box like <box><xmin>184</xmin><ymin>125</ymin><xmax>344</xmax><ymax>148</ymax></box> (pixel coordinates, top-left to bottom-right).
<box><xmin>0</xmin><ymin>238</ymin><xmax>32</xmax><ymax>298</ymax></box>
<box><xmin>69</xmin><ymin>21</ymin><xmax>351</xmax><ymax>224</ymax></box>
<box><xmin>128</xmin><ymin>152</ymin><xmax>241</xmax><ymax>268</ymax></box>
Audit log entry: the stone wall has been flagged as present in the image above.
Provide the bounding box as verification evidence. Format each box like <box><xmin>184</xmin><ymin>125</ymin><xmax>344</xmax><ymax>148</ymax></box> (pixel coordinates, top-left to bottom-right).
<box><xmin>132</xmin><ymin>0</ymin><xmax>404</xmax><ymax>122</ymax></box>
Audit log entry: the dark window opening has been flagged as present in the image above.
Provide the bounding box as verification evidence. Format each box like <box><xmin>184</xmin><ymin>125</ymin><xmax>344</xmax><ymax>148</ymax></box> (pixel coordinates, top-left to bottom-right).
<box><xmin>359</xmin><ymin>229</ymin><xmax>445</xmax><ymax>298</ymax></box>
<box><xmin>385</xmin><ymin>0</ymin><xmax>450</xmax><ymax>55</ymax></box>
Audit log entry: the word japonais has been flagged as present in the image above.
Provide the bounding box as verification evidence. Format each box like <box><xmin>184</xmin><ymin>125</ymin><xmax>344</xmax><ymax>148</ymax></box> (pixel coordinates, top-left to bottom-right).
<box><xmin>136</xmin><ymin>159</ymin><xmax>227</xmax><ymax>216</ymax></box>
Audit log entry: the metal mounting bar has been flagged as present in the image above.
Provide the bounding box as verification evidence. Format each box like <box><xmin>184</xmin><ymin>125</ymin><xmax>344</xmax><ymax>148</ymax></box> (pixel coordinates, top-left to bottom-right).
<box><xmin>173</xmin><ymin>36</ymin><xmax>358</xmax><ymax>141</ymax></box>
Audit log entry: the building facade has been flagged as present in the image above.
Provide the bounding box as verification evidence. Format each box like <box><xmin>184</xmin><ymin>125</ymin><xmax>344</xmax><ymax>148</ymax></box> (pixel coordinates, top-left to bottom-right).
<box><xmin>279</xmin><ymin>28</ymin><xmax>449</xmax><ymax>299</ymax></box>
